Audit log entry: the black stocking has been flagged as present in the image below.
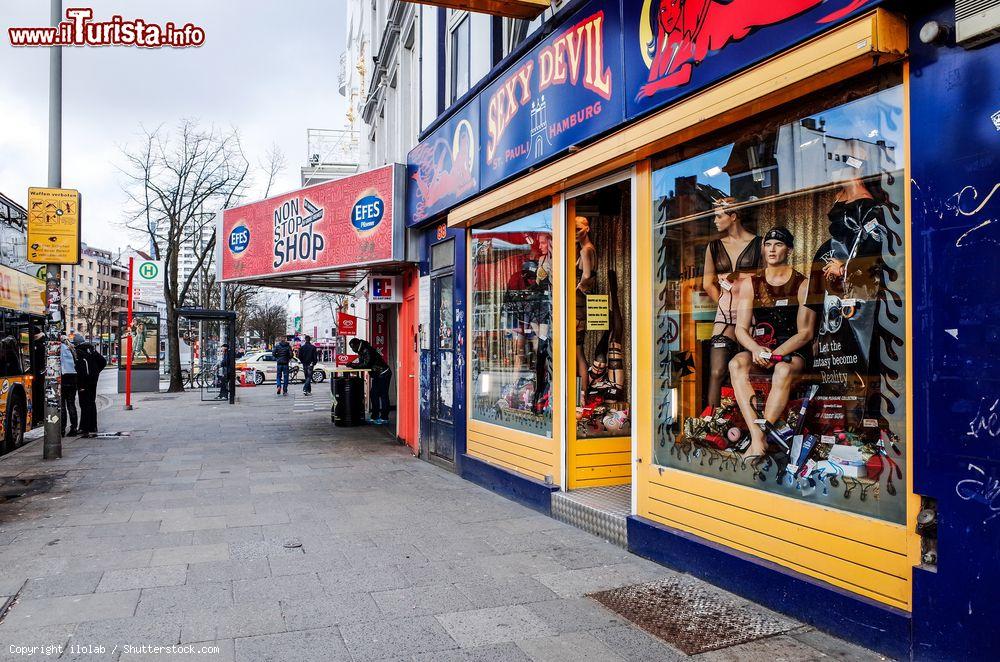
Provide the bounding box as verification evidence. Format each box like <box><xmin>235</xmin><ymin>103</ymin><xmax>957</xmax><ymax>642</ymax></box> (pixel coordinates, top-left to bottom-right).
<box><xmin>708</xmin><ymin>340</ymin><xmax>733</xmax><ymax>409</ymax></box>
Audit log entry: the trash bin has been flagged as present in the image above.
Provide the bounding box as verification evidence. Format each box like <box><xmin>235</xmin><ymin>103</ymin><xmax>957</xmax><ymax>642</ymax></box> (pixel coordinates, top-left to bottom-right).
<box><xmin>332</xmin><ymin>374</ymin><xmax>365</xmax><ymax>426</ymax></box>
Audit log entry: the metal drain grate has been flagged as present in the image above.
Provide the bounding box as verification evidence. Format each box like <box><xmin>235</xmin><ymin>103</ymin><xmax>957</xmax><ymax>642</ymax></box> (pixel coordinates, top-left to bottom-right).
<box><xmin>589</xmin><ymin>576</ymin><xmax>795</xmax><ymax>655</ymax></box>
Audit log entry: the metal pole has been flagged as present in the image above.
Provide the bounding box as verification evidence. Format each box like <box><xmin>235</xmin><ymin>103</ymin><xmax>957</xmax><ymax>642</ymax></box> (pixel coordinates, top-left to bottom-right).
<box><xmin>43</xmin><ymin>0</ymin><xmax>63</xmax><ymax>460</ymax></box>
<box><xmin>124</xmin><ymin>257</ymin><xmax>134</xmax><ymax>410</ymax></box>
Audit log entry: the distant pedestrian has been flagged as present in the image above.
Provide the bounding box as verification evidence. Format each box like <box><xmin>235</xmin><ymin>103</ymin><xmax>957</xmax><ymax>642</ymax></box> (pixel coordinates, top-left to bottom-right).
<box><xmin>75</xmin><ymin>339</ymin><xmax>107</xmax><ymax>438</ymax></box>
<box><xmin>346</xmin><ymin>338</ymin><xmax>392</xmax><ymax>424</ymax></box>
<box><xmin>216</xmin><ymin>343</ymin><xmax>231</xmax><ymax>400</ymax></box>
<box><xmin>298</xmin><ymin>335</ymin><xmax>317</xmax><ymax>396</ymax></box>
<box><xmin>273</xmin><ymin>335</ymin><xmax>293</xmax><ymax>396</ymax></box>
<box><xmin>59</xmin><ymin>335</ymin><xmax>79</xmax><ymax>436</ymax></box>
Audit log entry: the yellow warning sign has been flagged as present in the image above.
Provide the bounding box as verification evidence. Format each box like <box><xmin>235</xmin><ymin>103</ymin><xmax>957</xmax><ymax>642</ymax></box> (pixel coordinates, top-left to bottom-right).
<box><xmin>27</xmin><ymin>187</ymin><xmax>81</xmax><ymax>265</ymax></box>
<box><xmin>586</xmin><ymin>294</ymin><xmax>609</xmax><ymax>331</ymax></box>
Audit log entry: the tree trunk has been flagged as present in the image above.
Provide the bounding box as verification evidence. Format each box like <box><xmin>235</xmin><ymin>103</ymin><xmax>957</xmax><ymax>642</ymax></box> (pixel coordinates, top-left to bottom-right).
<box><xmin>166</xmin><ymin>293</ymin><xmax>184</xmax><ymax>393</ymax></box>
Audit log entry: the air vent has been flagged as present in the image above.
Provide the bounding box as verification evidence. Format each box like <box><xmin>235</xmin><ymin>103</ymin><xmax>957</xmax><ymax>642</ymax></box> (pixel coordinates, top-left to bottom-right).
<box><xmin>956</xmin><ymin>0</ymin><xmax>1000</xmax><ymax>46</ymax></box>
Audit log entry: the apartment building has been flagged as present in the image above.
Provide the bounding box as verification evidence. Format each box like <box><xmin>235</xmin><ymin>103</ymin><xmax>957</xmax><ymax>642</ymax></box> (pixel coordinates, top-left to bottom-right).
<box><xmin>61</xmin><ymin>244</ymin><xmax>128</xmax><ymax>345</ymax></box>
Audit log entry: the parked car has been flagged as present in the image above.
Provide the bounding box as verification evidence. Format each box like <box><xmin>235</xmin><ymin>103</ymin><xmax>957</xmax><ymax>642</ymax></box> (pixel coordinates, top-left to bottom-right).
<box><xmin>235</xmin><ymin>353</ymin><xmax>330</xmax><ymax>385</ymax></box>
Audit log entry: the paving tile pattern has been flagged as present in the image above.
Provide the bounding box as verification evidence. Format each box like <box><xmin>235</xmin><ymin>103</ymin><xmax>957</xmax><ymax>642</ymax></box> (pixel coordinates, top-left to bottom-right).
<box><xmin>0</xmin><ymin>380</ymin><xmax>885</xmax><ymax>661</ymax></box>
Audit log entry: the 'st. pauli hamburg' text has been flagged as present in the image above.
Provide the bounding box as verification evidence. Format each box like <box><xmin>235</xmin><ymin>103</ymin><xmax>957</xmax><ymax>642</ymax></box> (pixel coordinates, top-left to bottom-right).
<box><xmin>8</xmin><ymin>7</ymin><xmax>205</xmax><ymax>48</ymax></box>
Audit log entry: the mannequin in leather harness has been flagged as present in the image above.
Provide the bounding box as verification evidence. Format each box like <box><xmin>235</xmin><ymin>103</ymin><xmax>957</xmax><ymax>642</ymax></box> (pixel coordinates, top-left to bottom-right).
<box><xmin>730</xmin><ymin>227</ymin><xmax>816</xmax><ymax>458</ymax></box>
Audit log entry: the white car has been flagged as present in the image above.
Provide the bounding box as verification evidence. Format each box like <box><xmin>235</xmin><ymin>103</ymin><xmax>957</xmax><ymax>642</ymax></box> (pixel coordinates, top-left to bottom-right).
<box><xmin>236</xmin><ymin>353</ymin><xmax>330</xmax><ymax>385</ymax></box>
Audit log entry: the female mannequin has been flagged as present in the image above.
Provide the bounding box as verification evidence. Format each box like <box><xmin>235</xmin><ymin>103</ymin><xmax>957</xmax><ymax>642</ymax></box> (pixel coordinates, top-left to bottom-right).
<box><xmin>701</xmin><ymin>198</ymin><xmax>761</xmax><ymax>409</ymax></box>
<box><xmin>575</xmin><ymin>216</ymin><xmax>597</xmax><ymax>400</ymax></box>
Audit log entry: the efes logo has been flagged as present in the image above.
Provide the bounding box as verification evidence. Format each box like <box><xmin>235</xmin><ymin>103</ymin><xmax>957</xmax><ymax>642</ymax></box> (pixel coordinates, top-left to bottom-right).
<box><xmin>228</xmin><ymin>224</ymin><xmax>250</xmax><ymax>255</ymax></box>
<box><xmin>351</xmin><ymin>194</ymin><xmax>384</xmax><ymax>232</ymax></box>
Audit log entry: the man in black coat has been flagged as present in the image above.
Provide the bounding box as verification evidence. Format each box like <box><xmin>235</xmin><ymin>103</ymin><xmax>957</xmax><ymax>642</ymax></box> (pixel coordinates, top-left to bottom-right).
<box><xmin>272</xmin><ymin>335</ymin><xmax>293</xmax><ymax>396</ymax></box>
<box><xmin>347</xmin><ymin>338</ymin><xmax>392</xmax><ymax>424</ymax></box>
<box><xmin>298</xmin><ymin>336</ymin><xmax>318</xmax><ymax>396</ymax></box>
<box><xmin>75</xmin><ymin>339</ymin><xmax>107</xmax><ymax>438</ymax></box>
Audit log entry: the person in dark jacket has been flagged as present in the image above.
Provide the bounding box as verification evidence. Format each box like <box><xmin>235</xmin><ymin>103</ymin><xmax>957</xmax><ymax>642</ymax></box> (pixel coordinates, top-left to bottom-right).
<box><xmin>216</xmin><ymin>343</ymin><xmax>231</xmax><ymax>401</ymax></box>
<box><xmin>75</xmin><ymin>339</ymin><xmax>107</xmax><ymax>438</ymax></box>
<box><xmin>347</xmin><ymin>338</ymin><xmax>391</xmax><ymax>424</ymax></box>
<box><xmin>297</xmin><ymin>336</ymin><xmax>317</xmax><ymax>396</ymax></box>
<box><xmin>272</xmin><ymin>336</ymin><xmax>293</xmax><ymax>396</ymax></box>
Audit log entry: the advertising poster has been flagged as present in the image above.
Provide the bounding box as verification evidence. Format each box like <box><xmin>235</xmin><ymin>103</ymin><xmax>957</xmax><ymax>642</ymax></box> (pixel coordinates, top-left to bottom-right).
<box><xmin>406</xmin><ymin>98</ymin><xmax>480</xmax><ymax>226</ymax></box>
<box><xmin>623</xmin><ymin>0</ymin><xmax>882</xmax><ymax>120</ymax></box>
<box><xmin>480</xmin><ymin>0</ymin><xmax>625</xmax><ymax>189</ymax></box>
<box><xmin>221</xmin><ymin>164</ymin><xmax>402</xmax><ymax>281</ymax></box>
<box><xmin>117</xmin><ymin>311</ymin><xmax>160</xmax><ymax>370</ymax></box>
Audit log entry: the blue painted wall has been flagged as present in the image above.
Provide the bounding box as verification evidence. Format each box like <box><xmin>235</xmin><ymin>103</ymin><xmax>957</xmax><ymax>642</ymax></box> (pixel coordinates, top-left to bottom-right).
<box><xmin>909</xmin><ymin>5</ymin><xmax>1000</xmax><ymax>660</ymax></box>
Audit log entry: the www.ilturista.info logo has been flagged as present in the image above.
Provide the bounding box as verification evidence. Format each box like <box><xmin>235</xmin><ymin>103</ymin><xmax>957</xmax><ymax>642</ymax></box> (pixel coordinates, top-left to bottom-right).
<box><xmin>8</xmin><ymin>8</ymin><xmax>205</xmax><ymax>48</ymax></box>
<box><xmin>273</xmin><ymin>197</ymin><xmax>325</xmax><ymax>269</ymax></box>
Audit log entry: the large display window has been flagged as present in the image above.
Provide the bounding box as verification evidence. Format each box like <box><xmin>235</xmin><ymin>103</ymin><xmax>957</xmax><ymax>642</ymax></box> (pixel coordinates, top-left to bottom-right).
<box><xmin>471</xmin><ymin>207</ymin><xmax>553</xmax><ymax>436</ymax></box>
<box><xmin>651</xmin><ymin>79</ymin><xmax>907</xmax><ymax>523</ymax></box>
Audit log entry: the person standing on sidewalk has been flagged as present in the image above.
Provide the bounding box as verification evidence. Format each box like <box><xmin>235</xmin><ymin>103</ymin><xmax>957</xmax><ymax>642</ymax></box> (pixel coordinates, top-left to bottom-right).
<box><xmin>346</xmin><ymin>338</ymin><xmax>392</xmax><ymax>424</ymax></box>
<box><xmin>75</xmin><ymin>338</ymin><xmax>107</xmax><ymax>438</ymax></box>
<box><xmin>59</xmin><ymin>335</ymin><xmax>79</xmax><ymax>436</ymax></box>
<box><xmin>216</xmin><ymin>343</ymin><xmax>231</xmax><ymax>400</ymax></box>
<box><xmin>298</xmin><ymin>336</ymin><xmax>317</xmax><ymax>396</ymax></box>
<box><xmin>273</xmin><ymin>335</ymin><xmax>293</xmax><ymax>396</ymax></box>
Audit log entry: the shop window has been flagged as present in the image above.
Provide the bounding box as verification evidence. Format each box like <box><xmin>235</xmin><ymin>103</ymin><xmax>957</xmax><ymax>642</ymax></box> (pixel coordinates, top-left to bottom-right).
<box><xmin>572</xmin><ymin>180</ymin><xmax>632</xmax><ymax>438</ymax></box>
<box><xmin>471</xmin><ymin>206</ymin><xmax>553</xmax><ymax>436</ymax></box>
<box><xmin>651</xmin><ymin>82</ymin><xmax>906</xmax><ymax>523</ymax></box>
<box><xmin>449</xmin><ymin>13</ymin><xmax>471</xmax><ymax>104</ymax></box>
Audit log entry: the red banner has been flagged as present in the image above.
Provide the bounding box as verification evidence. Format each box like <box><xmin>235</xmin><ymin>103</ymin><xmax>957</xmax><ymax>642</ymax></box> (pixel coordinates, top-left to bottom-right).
<box><xmin>337</xmin><ymin>312</ymin><xmax>358</xmax><ymax>336</ymax></box>
<box><xmin>372</xmin><ymin>309</ymin><xmax>388</xmax><ymax>361</ymax></box>
<box><xmin>221</xmin><ymin>165</ymin><xmax>401</xmax><ymax>281</ymax></box>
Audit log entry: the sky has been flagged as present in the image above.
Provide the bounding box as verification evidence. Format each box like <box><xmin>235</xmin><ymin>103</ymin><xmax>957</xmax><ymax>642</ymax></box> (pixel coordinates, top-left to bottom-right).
<box><xmin>0</xmin><ymin>0</ymin><xmax>350</xmax><ymax>253</ymax></box>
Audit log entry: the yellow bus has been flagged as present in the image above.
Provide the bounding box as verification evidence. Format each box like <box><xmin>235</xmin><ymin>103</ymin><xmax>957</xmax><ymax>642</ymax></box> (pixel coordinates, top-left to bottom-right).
<box><xmin>0</xmin><ymin>264</ymin><xmax>46</xmax><ymax>454</ymax></box>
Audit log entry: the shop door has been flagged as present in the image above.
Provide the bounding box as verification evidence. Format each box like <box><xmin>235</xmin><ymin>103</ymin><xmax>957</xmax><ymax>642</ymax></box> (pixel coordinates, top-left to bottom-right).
<box><xmin>565</xmin><ymin>175</ymin><xmax>633</xmax><ymax>490</ymax></box>
<box><xmin>396</xmin><ymin>269</ymin><xmax>419</xmax><ymax>452</ymax></box>
<box><xmin>428</xmin><ymin>273</ymin><xmax>455</xmax><ymax>461</ymax></box>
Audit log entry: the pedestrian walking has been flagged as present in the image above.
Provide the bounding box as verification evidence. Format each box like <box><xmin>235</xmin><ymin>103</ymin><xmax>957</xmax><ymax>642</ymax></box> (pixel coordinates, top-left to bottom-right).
<box><xmin>298</xmin><ymin>335</ymin><xmax>317</xmax><ymax>396</ymax></box>
<box><xmin>216</xmin><ymin>343</ymin><xmax>231</xmax><ymax>400</ymax></box>
<box><xmin>346</xmin><ymin>337</ymin><xmax>392</xmax><ymax>424</ymax></box>
<box><xmin>59</xmin><ymin>334</ymin><xmax>79</xmax><ymax>436</ymax></box>
<box><xmin>273</xmin><ymin>335</ymin><xmax>293</xmax><ymax>396</ymax></box>
<box><xmin>75</xmin><ymin>338</ymin><xmax>106</xmax><ymax>438</ymax></box>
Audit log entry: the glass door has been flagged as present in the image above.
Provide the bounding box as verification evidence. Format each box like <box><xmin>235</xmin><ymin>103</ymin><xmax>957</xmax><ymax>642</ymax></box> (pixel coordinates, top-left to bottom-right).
<box><xmin>429</xmin><ymin>273</ymin><xmax>455</xmax><ymax>461</ymax></box>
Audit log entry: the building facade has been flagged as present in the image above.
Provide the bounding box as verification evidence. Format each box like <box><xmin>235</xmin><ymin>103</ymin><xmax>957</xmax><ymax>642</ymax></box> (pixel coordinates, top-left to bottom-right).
<box><xmin>396</xmin><ymin>1</ymin><xmax>1000</xmax><ymax>660</ymax></box>
<box><xmin>61</xmin><ymin>244</ymin><xmax>129</xmax><ymax>352</ymax></box>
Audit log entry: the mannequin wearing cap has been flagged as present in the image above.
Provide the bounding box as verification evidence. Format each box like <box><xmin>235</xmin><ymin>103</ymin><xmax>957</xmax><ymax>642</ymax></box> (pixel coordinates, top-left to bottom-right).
<box><xmin>730</xmin><ymin>227</ymin><xmax>816</xmax><ymax>458</ymax></box>
<box><xmin>701</xmin><ymin>197</ymin><xmax>761</xmax><ymax>409</ymax></box>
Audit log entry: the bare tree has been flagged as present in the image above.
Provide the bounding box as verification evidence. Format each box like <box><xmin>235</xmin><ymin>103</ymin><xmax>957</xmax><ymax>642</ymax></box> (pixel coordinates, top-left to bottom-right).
<box><xmin>121</xmin><ymin>120</ymin><xmax>250</xmax><ymax>392</ymax></box>
<box><xmin>260</xmin><ymin>143</ymin><xmax>286</xmax><ymax>198</ymax></box>
<box><xmin>77</xmin><ymin>292</ymin><xmax>120</xmax><ymax>343</ymax></box>
<box><xmin>247</xmin><ymin>302</ymin><xmax>287</xmax><ymax>348</ymax></box>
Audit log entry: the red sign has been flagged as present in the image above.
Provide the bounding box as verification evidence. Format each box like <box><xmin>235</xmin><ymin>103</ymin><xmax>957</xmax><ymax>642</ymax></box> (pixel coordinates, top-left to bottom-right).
<box><xmin>336</xmin><ymin>353</ymin><xmax>358</xmax><ymax>366</ymax></box>
<box><xmin>221</xmin><ymin>165</ymin><xmax>401</xmax><ymax>281</ymax></box>
<box><xmin>372</xmin><ymin>309</ymin><xmax>388</xmax><ymax>361</ymax></box>
<box><xmin>337</xmin><ymin>312</ymin><xmax>358</xmax><ymax>336</ymax></box>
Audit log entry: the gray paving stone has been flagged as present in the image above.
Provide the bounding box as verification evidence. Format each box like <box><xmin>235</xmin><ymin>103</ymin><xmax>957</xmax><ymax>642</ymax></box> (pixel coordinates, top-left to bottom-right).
<box><xmin>279</xmin><ymin>592</ymin><xmax>379</xmax><ymax>631</ymax></box>
<box><xmin>515</xmin><ymin>631</ymin><xmax>626</xmax><ymax>662</ymax></box>
<box><xmin>233</xmin><ymin>573</ymin><xmax>324</xmax><ymax>604</ymax></box>
<box><xmin>411</xmin><ymin>642</ymin><xmax>533</xmax><ymax>662</ymax></box>
<box><xmin>187</xmin><ymin>559</ymin><xmax>270</xmax><ymax>584</ymax></box>
<box><xmin>234</xmin><ymin>627</ymin><xmax>350</xmax><ymax>662</ymax></box>
<box><xmin>534</xmin><ymin>563</ymin><xmax>667</xmax><ymax>599</ymax></box>
<box><xmin>436</xmin><ymin>606</ymin><xmax>556</xmax><ymax>648</ymax></box>
<box><xmin>66</xmin><ymin>614</ymin><xmax>182</xmax><ymax>654</ymax></box>
<box><xmin>591</xmin><ymin>625</ymin><xmax>685</xmax><ymax>662</ymax></box>
<box><xmin>21</xmin><ymin>571</ymin><xmax>103</xmax><ymax>599</ymax></box>
<box><xmin>137</xmin><ymin>582</ymin><xmax>233</xmax><ymax>617</ymax></box>
<box><xmin>371</xmin><ymin>583</ymin><xmax>475</xmax><ymax>617</ymax></box>
<box><xmin>340</xmin><ymin>615</ymin><xmax>459</xmax><ymax>661</ymax></box>
<box><xmin>0</xmin><ymin>590</ymin><xmax>140</xmax><ymax>629</ymax></box>
<box><xmin>150</xmin><ymin>543</ymin><xmax>229</xmax><ymax>566</ymax></box>
<box><xmin>179</xmin><ymin>603</ymin><xmax>286</xmax><ymax>642</ymax></box>
<box><xmin>97</xmin><ymin>565</ymin><xmax>188</xmax><ymax>592</ymax></box>
<box><xmin>160</xmin><ymin>515</ymin><xmax>228</xmax><ymax>533</ymax></box>
<box><xmin>526</xmin><ymin>598</ymin><xmax>629</xmax><ymax>634</ymax></box>
<box><xmin>453</xmin><ymin>576</ymin><xmax>560</xmax><ymax>609</ymax></box>
<box><xmin>318</xmin><ymin>565</ymin><xmax>408</xmax><ymax>594</ymax></box>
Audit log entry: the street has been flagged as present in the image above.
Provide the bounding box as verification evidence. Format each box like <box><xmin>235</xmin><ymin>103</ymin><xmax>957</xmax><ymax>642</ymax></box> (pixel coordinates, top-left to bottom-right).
<box><xmin>0</xmin><ymin>375</ymin><xmax>882</xmax><ymax>661</ymax></box>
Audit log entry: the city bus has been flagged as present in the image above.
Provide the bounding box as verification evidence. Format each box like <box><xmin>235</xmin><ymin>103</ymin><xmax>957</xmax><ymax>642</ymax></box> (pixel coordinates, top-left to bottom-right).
<box><xmin>0</xmin><ymin>264</ymin><xmax>46</xmax><ymax>455</ymax></box>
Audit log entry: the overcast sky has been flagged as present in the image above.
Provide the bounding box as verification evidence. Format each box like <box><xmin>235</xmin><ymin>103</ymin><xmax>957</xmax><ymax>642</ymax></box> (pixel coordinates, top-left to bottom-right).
<box><xmin>0</xmin><ymin>0</ymin><xmax>350</xmax><ymax>252</ymax></box>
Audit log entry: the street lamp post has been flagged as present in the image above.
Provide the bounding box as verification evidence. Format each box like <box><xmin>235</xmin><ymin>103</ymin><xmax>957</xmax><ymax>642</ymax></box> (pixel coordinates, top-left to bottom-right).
<box><xmin>43</xmin><ymin>0</ymin><xmax>63</xmax><ymax>460</ymax></box>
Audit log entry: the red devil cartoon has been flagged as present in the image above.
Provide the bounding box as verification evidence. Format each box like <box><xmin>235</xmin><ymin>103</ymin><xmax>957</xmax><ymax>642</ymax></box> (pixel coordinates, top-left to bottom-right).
<box><xmin>638</xmin><ymin>0</ymin><xmax>871</xmax><ymax>100</ymax></box>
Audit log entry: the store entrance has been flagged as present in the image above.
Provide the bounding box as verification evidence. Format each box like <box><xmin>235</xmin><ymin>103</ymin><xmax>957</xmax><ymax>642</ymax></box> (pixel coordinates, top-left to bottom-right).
<box><xmin>563</xmin><ymin>176</ymin><xmax>633</xmax><ymax>500</ymax></box>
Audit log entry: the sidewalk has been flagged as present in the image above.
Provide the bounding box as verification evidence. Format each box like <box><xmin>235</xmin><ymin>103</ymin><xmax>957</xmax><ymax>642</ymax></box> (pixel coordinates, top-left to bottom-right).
<box><xmin>0</xmin><ymin>385</ymin><xmax>885</xmax><ymax>661</ymax></box>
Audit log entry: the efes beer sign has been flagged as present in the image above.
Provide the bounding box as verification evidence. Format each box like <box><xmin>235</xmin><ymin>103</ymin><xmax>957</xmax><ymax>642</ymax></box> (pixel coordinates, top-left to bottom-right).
<box><xmin>221</xmin><ymin>165</ymin><xmax>403</xmax><ymax>282</ymax></box>
<box><xmin>479</xmin><ymin>1</ymin><xmax>624</xmax><ymax>189</ymax></box>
